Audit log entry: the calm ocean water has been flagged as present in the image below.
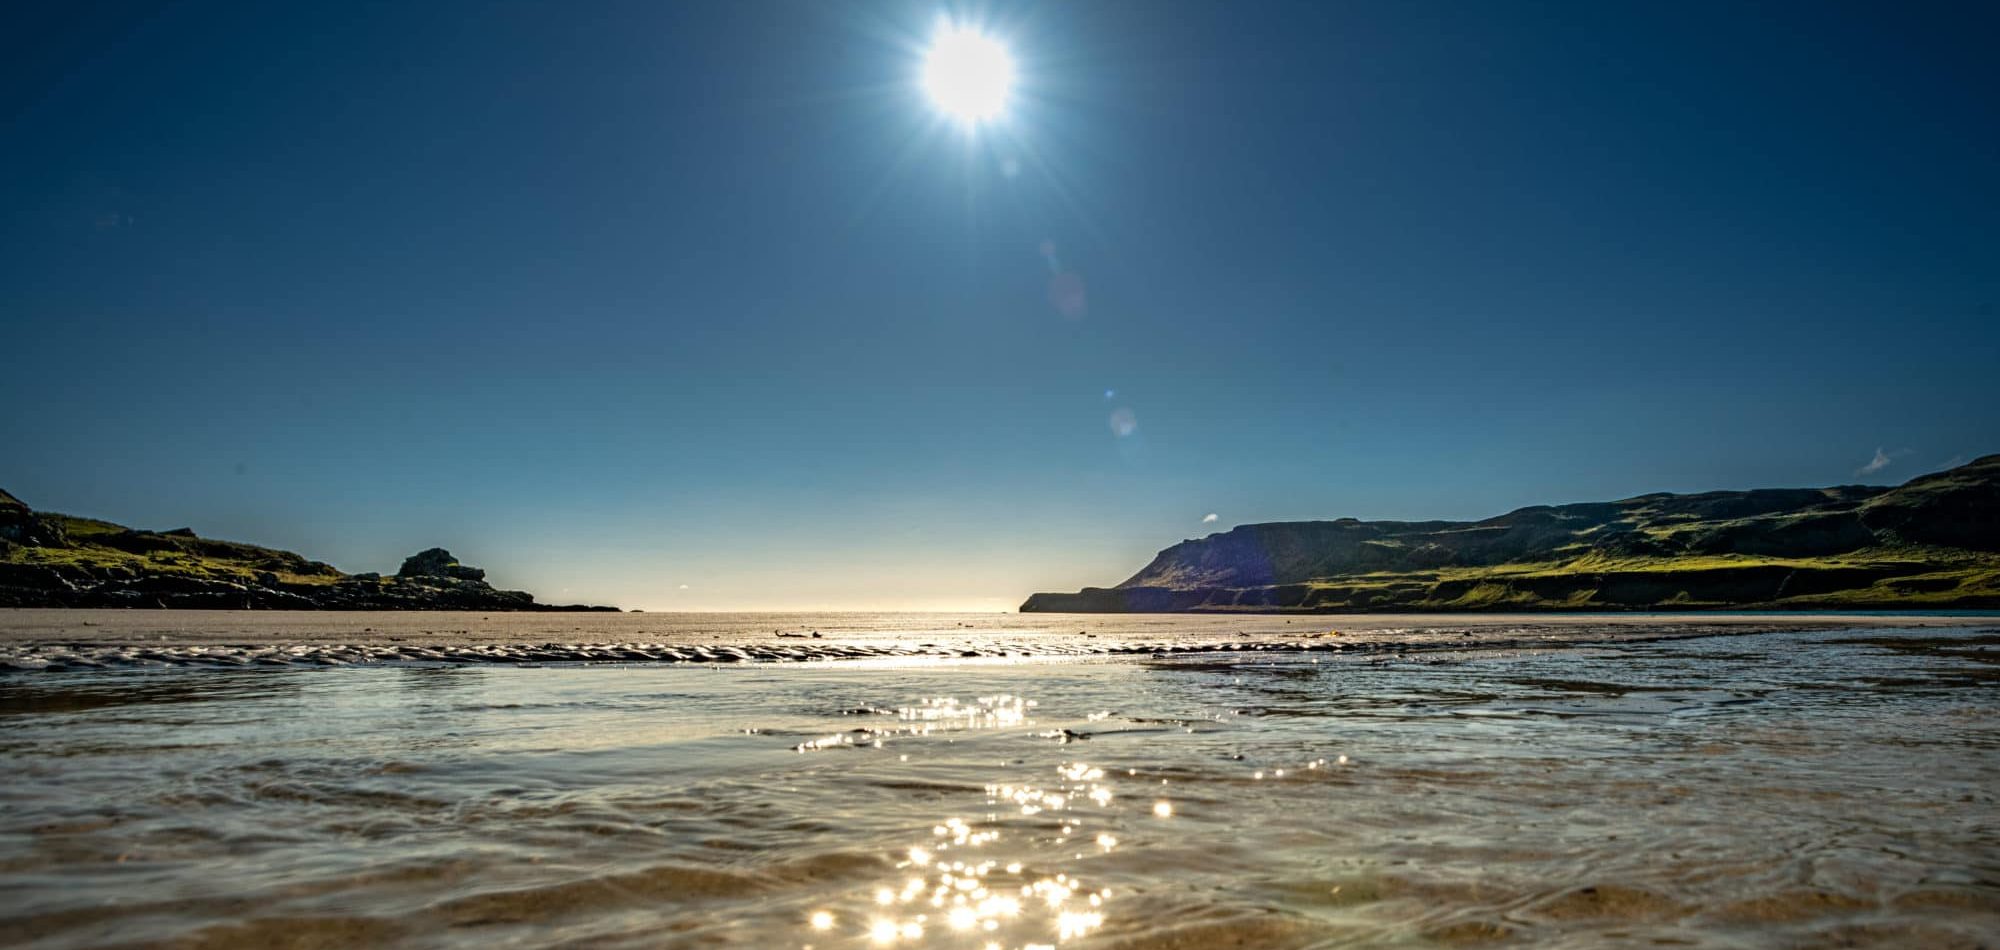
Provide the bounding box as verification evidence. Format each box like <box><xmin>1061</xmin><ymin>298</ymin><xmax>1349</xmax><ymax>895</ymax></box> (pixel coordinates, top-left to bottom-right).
<box><xmin>2</xmin><ymin>619</ymin><xmax>1996</xmax><ymax>948</ymax></box>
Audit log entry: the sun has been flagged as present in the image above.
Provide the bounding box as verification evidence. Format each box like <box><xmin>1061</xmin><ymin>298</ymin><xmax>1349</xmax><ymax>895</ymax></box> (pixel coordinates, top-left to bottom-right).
<box><xmin>922</xmin><ymin>25</ymin><xmax>1013</xmax><ymax>124</ymax></box>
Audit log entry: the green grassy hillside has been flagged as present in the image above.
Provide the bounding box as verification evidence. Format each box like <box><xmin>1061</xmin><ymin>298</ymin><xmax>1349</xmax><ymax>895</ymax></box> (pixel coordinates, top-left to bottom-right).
<box><xmin>1022</xmin><ymin>455</ymin><xmax>2000</xmax><ymax>613</ymax></box>
<box><xmin>4</xmin><ymin>513</ymin><xmax>350</xmax><ymax>587</ymax></box>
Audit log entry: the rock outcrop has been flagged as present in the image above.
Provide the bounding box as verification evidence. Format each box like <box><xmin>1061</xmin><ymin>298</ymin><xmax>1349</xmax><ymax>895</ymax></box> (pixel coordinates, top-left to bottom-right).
<box><xmin>0</xmin><ymin>489</ymin><xmax>68</xmax><ymax>549</ymax></box>
<box><xmin>398</xmin><ymin>548</ymin><xmax>487</xmax><ymax>582</ymax></box>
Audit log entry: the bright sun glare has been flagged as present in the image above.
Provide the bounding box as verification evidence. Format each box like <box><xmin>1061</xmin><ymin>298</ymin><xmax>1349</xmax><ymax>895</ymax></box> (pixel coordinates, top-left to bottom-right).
<box><xmin>923</xmin><ymin>26</ymin><xmax>1013</xmax><ymax>124</ymax></box>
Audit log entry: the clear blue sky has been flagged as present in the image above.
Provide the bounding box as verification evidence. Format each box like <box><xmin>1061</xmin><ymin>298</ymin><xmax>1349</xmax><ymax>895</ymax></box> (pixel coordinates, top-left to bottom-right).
<box><xmin>4</xmin><ymin>1</ymin><xmax>1996</xmax><ymax>609</ymax></box>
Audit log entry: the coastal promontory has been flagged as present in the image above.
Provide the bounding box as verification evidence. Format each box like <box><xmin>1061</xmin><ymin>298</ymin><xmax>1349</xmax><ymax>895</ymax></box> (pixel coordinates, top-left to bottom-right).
<box><xmin>1023</xmin><ymin>454</ymin><xmax>2000</xmax><ymax>613</ymax></box>
<box><xmin>0</xmin><ymin>490</ymin><xmax>615</xmax><ymax>611</ymax></box>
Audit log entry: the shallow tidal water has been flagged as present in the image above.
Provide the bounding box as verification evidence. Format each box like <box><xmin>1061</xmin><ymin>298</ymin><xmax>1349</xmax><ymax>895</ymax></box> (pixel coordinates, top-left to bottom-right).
<box><xmin>2</xmin><ymin>624</ymin><xmax>1997</xmax><ymax>949</ymax></box>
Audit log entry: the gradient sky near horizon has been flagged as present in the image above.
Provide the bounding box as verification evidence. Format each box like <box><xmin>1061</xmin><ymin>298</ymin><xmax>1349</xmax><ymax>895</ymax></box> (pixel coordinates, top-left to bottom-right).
<box><xmin>3</xmin><ymin>1</ymin><xmax>1996</xmax><ymax>610</ymax></box>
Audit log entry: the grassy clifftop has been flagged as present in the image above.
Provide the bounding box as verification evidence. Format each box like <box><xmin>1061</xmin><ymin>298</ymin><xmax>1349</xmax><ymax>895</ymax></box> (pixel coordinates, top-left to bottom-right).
<box><xmin>1023</xmin><ymin>455</ymin><xmax>2000</xmax><ymax>613</ymax></box>
<box><xmin>6</xmin><ymin>511</ymin><xmax>349</xmax><ymax>587</ymax></box>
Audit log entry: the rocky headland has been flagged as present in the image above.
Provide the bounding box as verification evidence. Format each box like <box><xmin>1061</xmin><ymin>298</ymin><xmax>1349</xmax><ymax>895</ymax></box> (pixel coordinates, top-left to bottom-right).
<box><xmin>1023</xmin><ymin>454</ymin><xmax>2000</xmax><ymax>613</ymax></box>
<box><xmin>0</xmin><ymin>490</ymin><xmax>615</xmax><ymax>611</ymax></box>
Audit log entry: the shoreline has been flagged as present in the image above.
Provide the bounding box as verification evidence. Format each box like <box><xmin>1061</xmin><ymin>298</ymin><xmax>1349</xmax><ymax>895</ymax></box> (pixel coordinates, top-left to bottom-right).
<box><xmin>1</xmin><ymin>609</ymin><xmax>1989</xmax><ymax>672</ymax></box>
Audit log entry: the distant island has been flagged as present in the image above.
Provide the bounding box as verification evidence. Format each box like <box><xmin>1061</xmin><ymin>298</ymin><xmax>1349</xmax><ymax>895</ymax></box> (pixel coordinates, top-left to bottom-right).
<box><xmin>1023</xmin><ymin>454</ymin><xmax>2000</xmax><ymax>613</ymax></box>
<box><xmin>0</xmin><ymin>490</ymin><xmax>616</xmax><ymax>611</ymax></box>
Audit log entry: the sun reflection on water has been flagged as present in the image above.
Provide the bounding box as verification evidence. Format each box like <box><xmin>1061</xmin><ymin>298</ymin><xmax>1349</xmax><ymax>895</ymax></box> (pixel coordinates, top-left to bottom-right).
<box><xmin>811</xmin><ymin>695</ymin><xmax>1122</xmax><ymax>948</ymax></box>
<box><xmin>796</xmin><ymin>695</ymin><xmax>1040</xmax><ymax>754</ymax></box>
<box><xmin>792</xmin><ymin>686</ymin><xmax>1356</xmax><ymax>947</ymax></box>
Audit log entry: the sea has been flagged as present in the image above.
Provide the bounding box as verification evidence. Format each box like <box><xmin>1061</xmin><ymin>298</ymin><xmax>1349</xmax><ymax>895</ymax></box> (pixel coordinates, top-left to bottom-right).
<box><xmin>1</xmin><ymin>612</ymin><xmax>1995</xmax><ymax>949</ymax></box>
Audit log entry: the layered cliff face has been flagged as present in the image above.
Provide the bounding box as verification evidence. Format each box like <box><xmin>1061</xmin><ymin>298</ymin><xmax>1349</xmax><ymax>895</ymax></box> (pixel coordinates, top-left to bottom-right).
<box><xmin>0</xmin><ymin>496</ymin><xmax>616</xmax><ymax>611</ymax></box>
<box><xmin>1022</xmin><ymin>455</ymin><xmax>2000</xmax><ymax>613</ymax></box>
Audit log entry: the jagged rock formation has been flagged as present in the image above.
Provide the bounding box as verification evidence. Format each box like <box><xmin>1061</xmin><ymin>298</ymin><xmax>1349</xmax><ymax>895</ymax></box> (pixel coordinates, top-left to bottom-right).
<box><xmin>1023</xmin><ymin>455</ymin><xmax>2000</xmax><ymax>613</ymax></box>
<box><xmin>0</xmin><ymin>489</ymin><xmax>67</xmax><ymax>548</ymax></box>
<box><xmin>0</xmin><ymin>497</ymin><xmax>617</xmax><ymax>611</ymax></box>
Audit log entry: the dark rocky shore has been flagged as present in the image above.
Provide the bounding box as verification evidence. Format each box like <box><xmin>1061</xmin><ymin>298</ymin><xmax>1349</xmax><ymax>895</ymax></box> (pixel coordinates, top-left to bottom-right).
<box><xmin>0</xmin><ymin>490</ymin><xmax>615</xmax><ymax>611</ymax></box>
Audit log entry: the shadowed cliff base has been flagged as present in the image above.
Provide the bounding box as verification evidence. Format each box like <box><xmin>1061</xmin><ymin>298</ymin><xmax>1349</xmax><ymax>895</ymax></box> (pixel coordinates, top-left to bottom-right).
<box><xmin>1024</xmin><ymin>455</ymin><xmax>2000</xmax><ymax>613</ymax></box>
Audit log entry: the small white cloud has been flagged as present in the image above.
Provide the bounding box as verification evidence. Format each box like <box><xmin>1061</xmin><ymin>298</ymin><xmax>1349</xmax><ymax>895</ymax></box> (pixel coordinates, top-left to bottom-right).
<box><xmin>678</xmin><ymin>584</ymin><xmax>690</xmax><ymax>590</ymax></box>
<box><xmin>1856</xmin><ymin>447</ymin><xmax>1910</xmax><ymax>477</ymax></box>
<box><xmin>1201</xmin><ymin>513</ymin><xmax>1218</xmax><ymax>523</ymax></box>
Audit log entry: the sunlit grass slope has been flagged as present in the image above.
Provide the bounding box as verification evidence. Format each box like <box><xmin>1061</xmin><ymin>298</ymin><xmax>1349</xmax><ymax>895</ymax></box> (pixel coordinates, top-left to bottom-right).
<box><xmin>1023</xmin><ymin>455</ymin><xmax>2000</xmax><ymax>612</ymax></box>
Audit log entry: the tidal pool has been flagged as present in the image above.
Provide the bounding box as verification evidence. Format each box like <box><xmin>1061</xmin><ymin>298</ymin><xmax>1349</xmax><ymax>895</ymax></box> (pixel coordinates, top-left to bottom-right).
<box><xmin>2</xmin><ymin>624</ymin><xmax>1996</xmax><ymax>948</ymax></box>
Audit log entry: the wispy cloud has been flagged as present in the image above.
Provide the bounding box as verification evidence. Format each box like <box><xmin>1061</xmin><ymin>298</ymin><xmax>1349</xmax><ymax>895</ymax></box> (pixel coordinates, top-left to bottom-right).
<box><xmin>1201</xmin><ymin>513</ymin><xmax>1218</xmax><ymax>523</ymax></box>
<box><xmin>1856</xmin><ymin>447</ymin><xmax>1911</xmax><ymax>477</ymax></box>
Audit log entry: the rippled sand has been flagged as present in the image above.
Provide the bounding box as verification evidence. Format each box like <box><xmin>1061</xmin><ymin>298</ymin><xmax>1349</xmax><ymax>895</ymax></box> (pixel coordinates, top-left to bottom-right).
<box><xmin>0</xmin><ymin>609</ymin><xmax>1975</xmax><ymax>669</ymax></box>
<box><xmin>1</xmin><ymin>616</ymin><xmax>1996</xmax><ymax>948</ymax></box>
